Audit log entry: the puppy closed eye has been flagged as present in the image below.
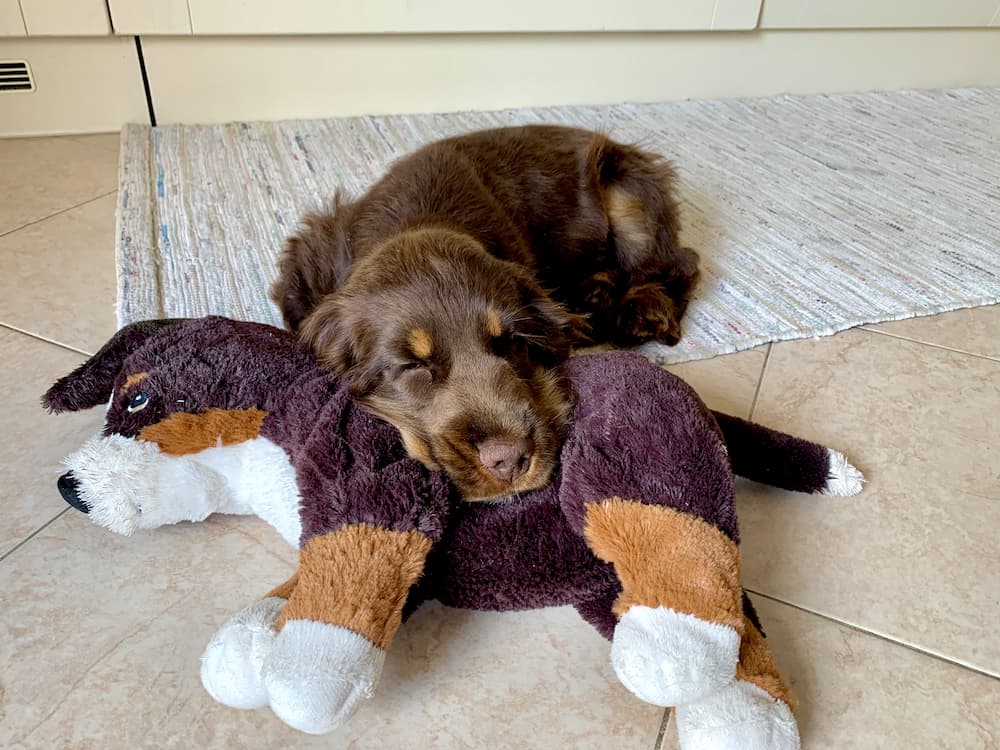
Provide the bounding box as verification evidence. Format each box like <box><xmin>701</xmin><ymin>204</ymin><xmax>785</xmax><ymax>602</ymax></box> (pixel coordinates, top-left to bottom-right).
<box><xmin>396</xmin><ymin>361</ymin><xmax>433</xmax><ymax>386</ymax></box>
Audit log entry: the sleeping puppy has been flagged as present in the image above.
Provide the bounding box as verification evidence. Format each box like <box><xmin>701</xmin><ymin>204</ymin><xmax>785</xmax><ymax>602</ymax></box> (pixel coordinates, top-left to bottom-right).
<box><xmin>271</xmin><ymin>125</ymin><xmax>700</xmax><ymax>501</ymax></box>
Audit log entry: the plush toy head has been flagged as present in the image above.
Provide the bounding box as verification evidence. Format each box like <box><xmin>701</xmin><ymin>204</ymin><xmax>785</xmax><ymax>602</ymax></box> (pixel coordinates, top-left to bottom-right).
<box><xmin>42</xmin><ymin>317</ymin><xmax>324</xmax><ymax>541</ymax></box>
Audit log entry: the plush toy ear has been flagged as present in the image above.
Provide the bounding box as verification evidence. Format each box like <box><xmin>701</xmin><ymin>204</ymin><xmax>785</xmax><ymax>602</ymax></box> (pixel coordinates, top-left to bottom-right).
<box><xmin>42</xmin><ymin>319</ymin><xmax>186</xmax><ymax>413</ymax></box>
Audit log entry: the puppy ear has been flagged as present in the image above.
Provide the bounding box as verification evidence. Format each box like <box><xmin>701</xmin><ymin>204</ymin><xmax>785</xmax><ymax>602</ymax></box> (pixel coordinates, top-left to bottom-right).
<box><xmin>42</xmin><ymin>318</ymin><xmax>185</xmax><ymax>413</ymax></box>
<box><xmin>299</xmin><ymin>297</ymin><xmax>379</xmax><ymax>396</ymax></box>
<box><xmin>270</xmin><ymin>246</ymin><xmax>317</xmax><ymax>334</ymax></box>
<box><xmin>519</xmin><ymin>286</ymin><xmax>592</xmax><ymax>363</ymax></box>
<box><xmin>270</xmin><ymin>192</ymin><xmax>355</xmax><ymax>333</ymax></box>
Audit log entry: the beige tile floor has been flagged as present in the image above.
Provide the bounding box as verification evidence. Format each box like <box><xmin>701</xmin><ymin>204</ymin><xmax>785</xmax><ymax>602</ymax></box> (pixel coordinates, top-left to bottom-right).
<box><xmin>1</xmin><ymin>135</ymin><xmax>998</xmax><ymax>750</ymax></box>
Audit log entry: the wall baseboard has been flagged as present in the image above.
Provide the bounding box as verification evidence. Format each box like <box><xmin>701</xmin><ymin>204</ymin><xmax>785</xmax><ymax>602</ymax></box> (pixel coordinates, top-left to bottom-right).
<box><xmin>3</xmin><ymin>28</ymin><xmax>998</xmax><ymax>136</ymax></box>
<box><xmin>0</xmin><ymin>36</ymin><xmax>148</xmax><ymax>137</ymax></box>
<box><xmin>141</xmin><ymin>28</ymin><xmax>1000</xmax><ymax>125</ymax></box>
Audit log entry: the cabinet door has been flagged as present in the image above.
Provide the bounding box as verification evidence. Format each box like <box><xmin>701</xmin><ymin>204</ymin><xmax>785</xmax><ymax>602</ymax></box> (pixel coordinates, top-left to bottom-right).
<box><xmin>107</xmin><ymin>0</ymin><xmax>192</xmax><ymax>35</ymax></box>
<box><xmin>187</xmin><ymin>0</ymin><xmax>763</xmax><ymax>34</ymax></box>
<box><xmin>20</xmin><ymin>0</ymin><xmax>109</xmax><ymax>36</ymax></box>
<box><xmin>0</xmin><ymin>0</ymin><xmax>26</xmax><ymax>36</ymax></box>
<box><xmin>761</xmin><ymin>0</ymin><xmax>1000</xmax><ymax>29</ymax></box>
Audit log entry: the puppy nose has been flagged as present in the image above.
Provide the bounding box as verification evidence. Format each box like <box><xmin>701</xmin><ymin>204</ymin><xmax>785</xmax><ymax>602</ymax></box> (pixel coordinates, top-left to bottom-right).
<box><xmin>477</xmin><ymin>438</ymin><xmax>534</xmax><ymax>483</ymax></box>
<box><xmin>58</xmin><ymin>471</ymin><xmax>90</xmax><ymax>514</ymax></box>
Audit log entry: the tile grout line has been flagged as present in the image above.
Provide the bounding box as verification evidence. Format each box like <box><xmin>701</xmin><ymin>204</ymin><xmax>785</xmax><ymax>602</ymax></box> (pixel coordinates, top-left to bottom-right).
<box><xmin>0</xmin><ymin>509</ymin><xmax>69</xmax><ymax>562</ymax></box>
<box><xmin>746</xmin><ymin>589</ymin><xmax>1000</xmax><ymax>682</ymax></box>
<box><xmin>747</xmin><ymin>343</ymin><xmax>772</xmax><ymax>421</ymax></box>
<box><xmin>0</xmin><ymin>322</ymin><xmax>94</xmax><ymax>357</ymax></box>
<box><xmin>0</xmin><ymin>189</ymin><xmax>118</xmax><ymax>239</ymax></box>
<box><xmin>652</xmin><ymin>707</ymin><xmax>672</xmax><ymax>750</ymax></box>
<box><xmin>861</xmin><ymin>326</ymin><xmax>1000</xmax><ymax>363</ymax></box>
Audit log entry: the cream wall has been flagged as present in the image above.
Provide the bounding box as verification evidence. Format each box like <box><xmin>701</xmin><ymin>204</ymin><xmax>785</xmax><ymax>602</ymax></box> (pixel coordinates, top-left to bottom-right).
<box><xmin>0</xmin><ymin>36</ymin><xmax>147</xmax><ymax>136</ymax></box>
<box><xmin>760</xmin><ymin>0</ymin><xmax>1000</xmax><ymax>29</ymax></box>
<box><xmin>141</xmin><ymin>29</ymin><xmax>1000</xmax><ymax>125</ymax></box>
<box><xmin>1</xmin><ymin>0</ymin><xmax>1000</xmax><ymax>135</ymax></box>
<box><xmin>18</xmin><ymin>0</ymin><xmax>108</xmax><ymax>35</ymax></box>
<box><xmin>0</xmin><ymin>0</ymin><xmax>25</xmax><ymax>36</ymax></box>
<box><xmin>116</xmin><ymin>0</ymin><xmax>765</xmax><ymax>34</ymax></box>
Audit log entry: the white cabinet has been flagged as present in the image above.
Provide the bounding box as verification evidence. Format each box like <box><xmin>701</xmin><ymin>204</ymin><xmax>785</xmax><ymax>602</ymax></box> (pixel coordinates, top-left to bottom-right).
<box><xmin>106</xmin><ymin>0</ymin><xmax>192</xmax><ymax>35</ymax></box>
<box><xmin>19</xmin><ymin>0</ymin><xmax>109</xmax><ymax>36</ymax></box>
<box><xmin>183</xmin><ymin>0</ymin><xmax>763</xmax><ymax>35</ymax></box>
<box><xmin>761</xmin><ymin>0</ymin><xmax>1000</xmax><ymax>29</ymax></box>
<box><xmin>0</xmin><ymin>0</ymin><xmax>26</xmax><ymax>36</ymax></box>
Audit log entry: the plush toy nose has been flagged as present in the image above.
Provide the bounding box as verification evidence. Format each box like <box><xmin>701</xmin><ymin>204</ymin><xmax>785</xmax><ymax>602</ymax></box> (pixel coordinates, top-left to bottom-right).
<box><xmin>477</xmin><ymin>438</ymin><xmax>533</xmax><ymax>483</ymax></box>
<box><xmin>58</xmin><ymin>471</ymin><xmax>90</xmax><ymax>514</ymax></box>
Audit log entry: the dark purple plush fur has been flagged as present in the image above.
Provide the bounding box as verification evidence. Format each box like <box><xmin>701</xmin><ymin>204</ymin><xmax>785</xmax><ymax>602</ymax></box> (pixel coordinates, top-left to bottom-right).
<box><xmin>713</xmin><ymin>413</ymin><xmax>831</xmax><ymax>495</ymax></box>
<box><xmin>557</xmin><ymin>352</ymin><xmax>738</xmax><ymax>541</ymax></box>
<box><xmin>46</xmin><ymin>318</ymin><xmax>842</xmax><ymax>642</ymax></box>
<box><xmin>42</xmin><ymin>316</ymin><xmax>455</xmax><ymax>543</ymax></box>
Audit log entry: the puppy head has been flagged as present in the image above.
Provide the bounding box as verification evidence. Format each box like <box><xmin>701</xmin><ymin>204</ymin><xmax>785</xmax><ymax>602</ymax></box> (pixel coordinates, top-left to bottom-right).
<box><xmin>300</xmin><ymin>227</ymin><xmax>582</xmax><ymax>500</ymax></box>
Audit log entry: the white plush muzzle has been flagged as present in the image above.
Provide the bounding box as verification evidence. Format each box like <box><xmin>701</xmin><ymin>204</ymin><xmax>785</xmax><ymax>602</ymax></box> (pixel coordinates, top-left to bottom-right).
<box><xmin>63</xmin><ymin>434</ymin><xmax>229</xmax><ymax>535</ymax></box>
<box><xmin>62</xmin><ymin>432</ymin><xmax>303</xmax><ymax>543</ymax></box>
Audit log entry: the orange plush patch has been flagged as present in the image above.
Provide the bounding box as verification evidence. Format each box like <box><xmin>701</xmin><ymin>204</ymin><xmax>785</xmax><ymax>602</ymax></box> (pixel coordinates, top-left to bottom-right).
<box><xmin>583</xmin><ymin>498</ymin><xmax>744</xmax><ymax>633</ymax></box>
<box><xmin>138</xmin><ymin>407</ymin><xmax>267</xmax><ymax>455</ymax></box>
<box><xmin>278</xmin><ymin>524</ymin><xmax>432</xmax><ymax>649</ymax></box>
<box><xmin>736</xmin><ymin>616</ymin><xmax>797</xmax><ymax>708</ymax></box>
<box><xmin>121</xmin><ymin>372</ymin><xmax>149</xmax><ymax>392</ymax></box>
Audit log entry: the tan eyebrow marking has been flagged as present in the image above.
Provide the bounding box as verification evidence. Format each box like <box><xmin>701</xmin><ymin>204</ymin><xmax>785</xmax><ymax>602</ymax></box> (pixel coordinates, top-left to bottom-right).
<box><xmin>486</xmin><ymin>310</ymin><xmax>503</xmax><ymax>338</ymax></box>
<box><xmin>408</xmin><ymin>328</ymin><xmax>433</xmax><ymax>359</ymax></box>
<box><xmin>121</xmin><ymin>372</ymin><xmax>149</xmax><ymax>392</ymax></box>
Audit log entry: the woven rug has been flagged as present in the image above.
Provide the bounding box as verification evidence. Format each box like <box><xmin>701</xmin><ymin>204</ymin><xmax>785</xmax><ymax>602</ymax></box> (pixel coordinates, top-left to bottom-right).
<box><xmin>116</xmin><ymin>88</ymin><xmax>1000</xmax><ymax>365</ymax></box>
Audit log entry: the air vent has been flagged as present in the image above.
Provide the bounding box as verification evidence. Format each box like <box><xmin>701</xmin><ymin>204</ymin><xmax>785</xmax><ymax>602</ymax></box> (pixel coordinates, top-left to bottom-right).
<box><xmin>0</xmin><ymin>60</ymin><xmax>34</xmax><ymax>92</ymax></box>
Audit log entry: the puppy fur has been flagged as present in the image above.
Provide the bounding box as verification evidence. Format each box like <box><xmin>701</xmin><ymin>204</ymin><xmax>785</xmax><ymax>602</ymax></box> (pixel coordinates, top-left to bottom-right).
<box><xmin>271</xmin><ymin>125</ymin><xmax>700</xmax><ymax>500</ymax></box>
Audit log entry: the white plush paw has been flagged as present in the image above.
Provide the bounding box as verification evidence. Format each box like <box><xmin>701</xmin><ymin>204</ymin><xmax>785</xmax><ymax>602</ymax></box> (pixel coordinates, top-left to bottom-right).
<box><xmin>675</xmin><ymin>679</ymin><xmax>800</xmax><ymax>750</ymax></box>
<box><xmin>200</xmin><ymin>597</ymin><xmax>285</xmax><ymax>710</ymax></box>
<box><xmin>821</xmin><ymin>449</ymin><xmax>865</xmax><ymax>496</ymax></box>
<box><xmin>611</xmin><ymin>605</ymin><xmax>740</xmax><ymax>707</ymax></box>
<box><xmin>262</xmin><ymin>619</ymin><xmax>385</xmax><ymax>734</ymax></box>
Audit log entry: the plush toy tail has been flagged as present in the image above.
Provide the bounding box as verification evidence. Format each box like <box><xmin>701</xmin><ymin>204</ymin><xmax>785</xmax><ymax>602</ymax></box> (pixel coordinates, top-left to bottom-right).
<box><xmin>711</xmin><ymin>412</ymin><xmax>864</xmax><ymax>496</ymax></box>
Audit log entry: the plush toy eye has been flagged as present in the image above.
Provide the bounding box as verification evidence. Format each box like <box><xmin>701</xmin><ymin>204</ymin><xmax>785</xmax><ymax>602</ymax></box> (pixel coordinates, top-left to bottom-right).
<box><xmin>127</xmin><ymin>392</ymin><xmax>150</xmax><ymax>413</ymax></box>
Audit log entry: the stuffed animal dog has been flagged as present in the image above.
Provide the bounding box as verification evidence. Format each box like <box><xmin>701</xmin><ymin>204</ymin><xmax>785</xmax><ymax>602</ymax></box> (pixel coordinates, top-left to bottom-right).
<box><xmin>45</xmin><ymin>317</ymin><xmax>863</xmax><ymax>749</ymax></box>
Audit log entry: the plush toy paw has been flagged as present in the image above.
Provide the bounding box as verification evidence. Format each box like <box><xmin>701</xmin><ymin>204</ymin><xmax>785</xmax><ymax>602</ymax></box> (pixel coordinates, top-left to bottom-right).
<box><xmin>822</xmin><ymin>448</ymin><xmax>865</xmax><ymax>496</ymax></box>
<box><xmin>262</xmin><ymin>619</ymin><xmax>385</xmax><ymax>734</ymax></box>
<box><xmin>611</xmin><ymin>605</ymin><xmax>740</xmax><ymax>707</ymax></box>
<box><xmin>674</xmin><ymin>679</ymin><xmax>800</xmax><ymax>750</ymax></box>
<box><xmin>200</xmin><ymin>597</ymin><xmax>285</xmax><ymax>710</ymax></box>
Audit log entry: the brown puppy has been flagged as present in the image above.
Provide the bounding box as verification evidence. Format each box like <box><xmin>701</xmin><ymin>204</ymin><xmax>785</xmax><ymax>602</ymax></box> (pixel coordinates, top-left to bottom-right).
<box><xmin>271</xmin><ymin>125</ymin><xmax>699</xmax><ymax>500</ymax></box>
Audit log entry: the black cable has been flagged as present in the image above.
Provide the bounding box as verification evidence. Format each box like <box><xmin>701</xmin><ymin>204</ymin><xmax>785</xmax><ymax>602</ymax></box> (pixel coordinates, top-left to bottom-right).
<box><xmin>134</xmin><ymin>36</ymin><xmax>156</xmax><ymax>127</ymax></box>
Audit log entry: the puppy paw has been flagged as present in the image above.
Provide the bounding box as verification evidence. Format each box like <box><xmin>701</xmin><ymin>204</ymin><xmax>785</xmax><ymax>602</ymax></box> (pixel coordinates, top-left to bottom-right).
<box><xmin>263</xmin><ymin>619</ymin><xmax>385</xmax><ymax>734</ymax></box>
<box><xmin>615</xmin><ymin>284</ymin><xmax>681</xmax><ymax>346</ymax></box>
<box><xmin>200</xmin><ymin>597</ymin><xmax>286</xmax><ymax>710</ymax></box>
<box><xmin>675</xmin><ymin>679</ymin><xmax>800</xmax><ymax>750</ymax></box>
<box><xmin>581</xmin><ymin>271</ymin><xmax>621</xmax><ymax>311</ymax></box>
<box><xmin>611</xmin><ymin>605</ymin><xmax>740</xmax><ymax>707</ymax></box>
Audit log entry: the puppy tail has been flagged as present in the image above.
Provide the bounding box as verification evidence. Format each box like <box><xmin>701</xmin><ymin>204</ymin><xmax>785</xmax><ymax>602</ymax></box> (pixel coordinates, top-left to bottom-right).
<box><xmin>712</xmin><ymin>411</ymin><xmax>865</xmax><ymax>497</ymax></box>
